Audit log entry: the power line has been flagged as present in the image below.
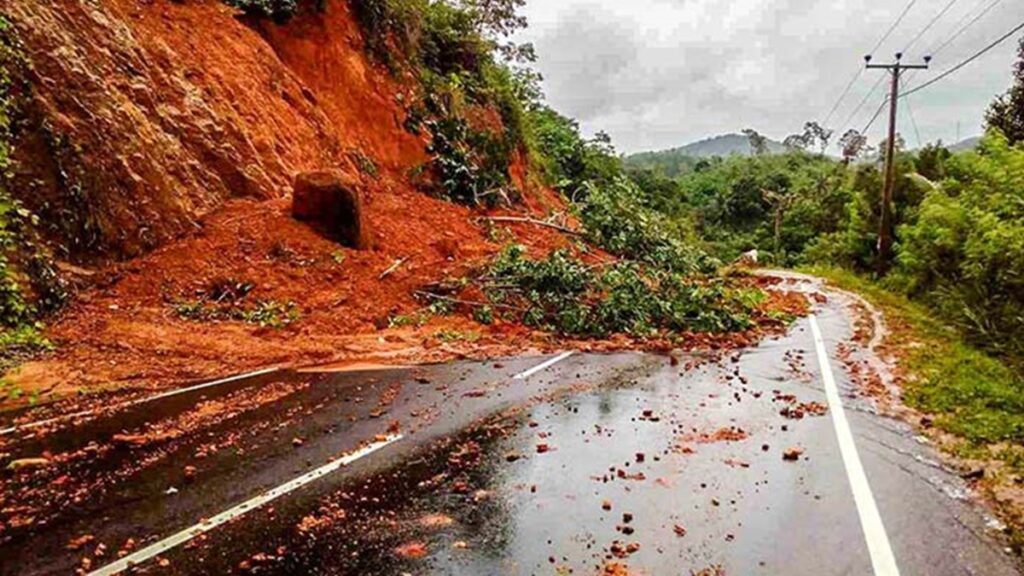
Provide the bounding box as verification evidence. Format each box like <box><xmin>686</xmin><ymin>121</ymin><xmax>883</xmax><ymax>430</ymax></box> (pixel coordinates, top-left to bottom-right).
<box><xmin>842</xmin><ymin>73</ymin><xmax>887</xmax><ymax>130</ymax></box>
<box><xmin>862</xmin><ymin>97</ymin><xmax>889</xmax><ymax>134</ymax></box>
<box><xmin>905</xmin><ymin>96</ymin><xmax>924</xmax><ymax>147</ymax></box>
<box><xmin>873</xmin><ymin>0</ymin><xmax>922</xmax><ymax>54</ymax></box>
<box><xmin>901</xmin><ymin>0</ymin><xmax>975</xmax><ymax>88</ymax></box>
<box><xmin>823</xmin><ymin>70</ymin><xmax>865</xmax><ymax>125</ymax></box>
<box><xmin>924</xmin><ymin>0</ymin><xmax>988</xmax><ymax>55</ymax></box>
<box><xmin>902</xmin><ymin>19</ymin><xmax>1024</xmax><ymax>98</ymax></box>
<box><xmin>822</xmin><ymin>0</ymin><xmax>921</xmax><ymax>125</ymax></box>
<box><xmin>930</xmin><ymin>0</ymin><xmax>1005</xmax><ymax>57</ymax></box>
<box><xmin>904</xmin><ymin>0</ymin><xmax>962</xmax><ymax>53</ymax></box>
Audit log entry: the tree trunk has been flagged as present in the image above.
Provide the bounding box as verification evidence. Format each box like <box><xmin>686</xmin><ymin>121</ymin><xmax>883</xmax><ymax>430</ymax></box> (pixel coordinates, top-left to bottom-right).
<box><xmin>774</xmin><ymin>206</ymin><xmax>783</xmax><ymax>261</ymax></box>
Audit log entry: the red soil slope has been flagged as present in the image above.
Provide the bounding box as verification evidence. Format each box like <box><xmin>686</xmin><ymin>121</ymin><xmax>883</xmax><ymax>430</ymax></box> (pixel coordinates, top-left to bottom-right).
<box><xmin>0</xmin><ymin>0</ymin><xmax>806</xmax><ymax>406</ymax></box>
<box><xmin>0</xmin><ymin>0</ymin><xmax>575</xmax><ymax>400</ymax></box>
<box><xmin>4</xmin><ymin>0</ymin><xmax>430</xmax><ymax>258</ymax></box>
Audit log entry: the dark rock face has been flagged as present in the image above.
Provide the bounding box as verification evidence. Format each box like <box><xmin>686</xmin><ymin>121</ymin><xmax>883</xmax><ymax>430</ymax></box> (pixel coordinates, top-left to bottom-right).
<box><xmin>292</xmin><ymin>171</ymin><xmax>370</xmax><ymax>249</ymax></box>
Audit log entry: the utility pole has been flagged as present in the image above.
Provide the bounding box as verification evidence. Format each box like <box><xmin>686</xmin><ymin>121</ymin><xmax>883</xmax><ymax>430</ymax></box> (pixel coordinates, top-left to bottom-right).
<box><xmin>865</xmin><ymin>52</ymin><xmax>930</xmax><ymax>273</ymax></box>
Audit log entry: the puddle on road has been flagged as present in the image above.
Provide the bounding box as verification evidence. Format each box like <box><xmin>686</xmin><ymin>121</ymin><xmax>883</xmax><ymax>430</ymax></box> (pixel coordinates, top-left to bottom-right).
<box><xmin>223</xmin><ymin>348</ymin><xmax>839</xmax><ymax>576</ymax></box>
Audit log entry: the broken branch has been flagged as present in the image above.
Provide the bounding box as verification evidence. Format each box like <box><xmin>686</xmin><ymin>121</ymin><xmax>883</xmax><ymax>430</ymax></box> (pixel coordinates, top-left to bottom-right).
<box><xmin>479</xmin><ymin>216</ymin><xmax>584</xmax><ymax>236</ymax></box>
<box><xmin>379</xmin><ymin>256</ymin><xmax>412</xmax><ymax>280</ymax></box>
<box><xmin>414</xmin><ymin>291</ymin><xmax>526</xmax><ymax>312</ymax></box>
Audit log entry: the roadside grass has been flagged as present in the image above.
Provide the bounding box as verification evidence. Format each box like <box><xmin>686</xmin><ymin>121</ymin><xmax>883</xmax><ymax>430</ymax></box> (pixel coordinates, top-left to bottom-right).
<box><xmin>0</xmin><ymin>325</ymin><xmax>52</xmax><ymax>404</ymax></box>
<box><xmin>807</xmin><ymin>265</ymin><xmax>1024</xmax><ymax>552</ymax></box>
<box><xmin>803</xmin><ymin>266</ymin><xmax>1024</xmax><ymax>461</ymax></box>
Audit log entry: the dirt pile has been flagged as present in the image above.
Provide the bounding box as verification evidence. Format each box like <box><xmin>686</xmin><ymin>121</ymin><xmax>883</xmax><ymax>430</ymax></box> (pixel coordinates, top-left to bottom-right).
<box><xmin>4</xmin><ymin>0</ymin><xmax>423</xmax><ymax>259</ymax></box>
<box><xmin>0</xmin><ymin>1</ymin><xmax>811</xmax><ymax>406</ymax></box>
<box><xmin>0</xmin><ymin>0</ymin><xmax>577</xmax><ymax>399</ymax></box>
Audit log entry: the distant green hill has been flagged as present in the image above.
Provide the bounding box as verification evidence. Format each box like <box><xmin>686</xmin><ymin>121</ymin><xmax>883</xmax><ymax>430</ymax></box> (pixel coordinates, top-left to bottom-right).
<box><xmin>947</xmin><ymin>136</ymin><xmax>981</xmax><ymax>153</ymax></box>
<box><xmin>626</xmin><ymin>133</ymin><xmax>786</xmax><ymax>177</ymax></box>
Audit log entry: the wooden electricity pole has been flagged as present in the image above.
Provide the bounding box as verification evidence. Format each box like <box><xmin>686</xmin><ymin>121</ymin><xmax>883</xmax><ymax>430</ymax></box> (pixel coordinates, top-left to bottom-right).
<box><xmin>865</xmin><ymin>52</ymin><xmax>929</xmax><ymax>272</ymax></box>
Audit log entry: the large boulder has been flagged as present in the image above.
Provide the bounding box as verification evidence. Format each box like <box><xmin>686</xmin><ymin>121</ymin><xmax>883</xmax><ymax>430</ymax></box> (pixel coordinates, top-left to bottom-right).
<box><xmin>292</xmin><ymin>171</ymin><xmax>371</xmax><ymax>249</ymax></box>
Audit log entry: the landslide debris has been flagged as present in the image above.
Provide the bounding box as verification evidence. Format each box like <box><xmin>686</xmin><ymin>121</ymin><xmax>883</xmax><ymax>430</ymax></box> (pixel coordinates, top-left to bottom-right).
<box><xmin>0</xmin><ymin>0</ymin><xmax>811</xmax><ymax>408</ymax></box>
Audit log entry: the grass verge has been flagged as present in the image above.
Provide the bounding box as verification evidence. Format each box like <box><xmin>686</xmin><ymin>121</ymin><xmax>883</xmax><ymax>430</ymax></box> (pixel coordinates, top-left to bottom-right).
<box><xmin>805</xmin><ymin>265</ymin><xmax>1024</xmax><ymax>550</ymax></box>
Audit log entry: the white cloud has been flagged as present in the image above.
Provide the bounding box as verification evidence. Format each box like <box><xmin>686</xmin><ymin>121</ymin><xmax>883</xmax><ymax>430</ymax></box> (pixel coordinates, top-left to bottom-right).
<box><xmin>516</xmin><ymin>0</ymin><xmax>1024</xmax><ymax>153</ymax></box>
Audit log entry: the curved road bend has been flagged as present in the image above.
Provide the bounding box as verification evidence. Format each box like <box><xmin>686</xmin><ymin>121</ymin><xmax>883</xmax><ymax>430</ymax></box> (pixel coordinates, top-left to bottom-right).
<box><xmin>0</xmin><ymin>276</ymin><xmax>1019</xmax><ymax>576</ymax></box>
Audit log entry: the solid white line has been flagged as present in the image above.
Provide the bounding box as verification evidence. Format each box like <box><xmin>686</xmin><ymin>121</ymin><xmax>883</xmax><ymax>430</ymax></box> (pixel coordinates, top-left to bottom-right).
<box><xmin>512</xmin><ymin>351</ymin><xmax>575</xmax><ymax>380</ymax></box>
<box><xmin>87</xmin><ymin>434</ymin><xmax>403</xmax><ymax>576</ymax></box>
<box><xmin>0</xmin><ymin>367</ymin><xmax>280</xmax><ymax>437</ymax></box>
<box><xmin>809</xmin><ymin>315</ymin><xmax>900</xmax><ymax>576</ymax></box>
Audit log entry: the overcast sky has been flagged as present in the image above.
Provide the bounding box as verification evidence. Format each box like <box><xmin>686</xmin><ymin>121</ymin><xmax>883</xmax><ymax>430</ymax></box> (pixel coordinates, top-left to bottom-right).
<box><xmin>515</xmin><ymin>0</ymin><xmax>1024</xmax><ymax>154</ymax></box>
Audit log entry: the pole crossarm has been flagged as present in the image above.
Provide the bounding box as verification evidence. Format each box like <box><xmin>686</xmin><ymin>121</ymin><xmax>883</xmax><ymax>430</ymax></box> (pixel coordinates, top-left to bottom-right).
<box><xmin>866</xmin><ymin>63</ymin><xmax>930</xmax><ymax>70</ymax></box>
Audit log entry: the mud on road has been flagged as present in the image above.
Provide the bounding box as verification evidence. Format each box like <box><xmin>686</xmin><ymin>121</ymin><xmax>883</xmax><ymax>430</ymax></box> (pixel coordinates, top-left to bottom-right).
<box><xmin>0</xmin><ymin>276</ymin><xmax>1019</xmax><ymax>576</ymax></box>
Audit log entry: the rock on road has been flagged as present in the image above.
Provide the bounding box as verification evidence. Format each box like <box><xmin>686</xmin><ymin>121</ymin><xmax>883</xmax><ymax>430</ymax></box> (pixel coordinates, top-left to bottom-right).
<box><xmin>0</xmin><ymin>275</ymin><xmax>1019</xmax><ymax>576</ymax></box>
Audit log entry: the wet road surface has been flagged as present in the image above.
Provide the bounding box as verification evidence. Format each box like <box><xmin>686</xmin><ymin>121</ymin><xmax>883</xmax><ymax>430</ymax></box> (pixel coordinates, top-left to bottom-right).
<box><xmin>1</xmin><ymin>278</ymin><xmax>1020</xmax><ymax>575</ymax></box>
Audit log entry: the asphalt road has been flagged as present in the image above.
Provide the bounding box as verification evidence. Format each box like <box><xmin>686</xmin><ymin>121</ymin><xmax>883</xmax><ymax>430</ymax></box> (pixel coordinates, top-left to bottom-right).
<box><xmin>0</xmin><ymin>277</ymin><xmax>1019</xmax><ymax>576</ymax></box>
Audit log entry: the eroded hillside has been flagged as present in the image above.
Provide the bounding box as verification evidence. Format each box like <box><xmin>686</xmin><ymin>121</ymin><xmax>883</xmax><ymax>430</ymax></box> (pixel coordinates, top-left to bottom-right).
<box><xmin>0</xmin><ymin>0</ymin><xmax>798</xmax><ymax>406</ymax></box>
<box><xmin>0</xmin><ymin>0</ymin><xmax>569</xmax><ymax>396</ymax></box>
<box><xmin>5</xmin><ymin>0</ymin><xmax>430</xmax><ymax>257</ymax></box>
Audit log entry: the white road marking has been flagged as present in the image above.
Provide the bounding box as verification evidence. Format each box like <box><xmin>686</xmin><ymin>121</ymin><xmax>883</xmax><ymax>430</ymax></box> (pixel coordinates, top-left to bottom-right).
<box><xmin>87</xmin><ymin>434</ymin><xmax>403</xmax><ymax>576</ymax></box>
<box><xmin>512</xmin><ymin>351</ymin><xmax>575</xmax><ymax>380</ymax></box>
<box><xmin>809</xmin><ymin>314</ymin><xmax>901</xmax><ymax>576</ymax></box>
<box><xmin>0</xmin><ymin>367</ymin><xmax>280</xmax><ymax>437</ymax></box>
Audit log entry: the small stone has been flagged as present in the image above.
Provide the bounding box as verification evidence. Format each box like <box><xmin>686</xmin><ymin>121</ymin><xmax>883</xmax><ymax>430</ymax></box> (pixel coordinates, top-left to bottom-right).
<box><xmin>6</xmin><ymin>457</ymin><xmax>51</xmax><ymax>471</ymax></box>
<box><xmin>783</xmin><ymin>447</ymin><xmax>804</xmax><ymax>461</ymax></box>
<box><xmin>961</xmin><ymin>468</ymin><xmax>985</xmax><ymax>481</ymax></box>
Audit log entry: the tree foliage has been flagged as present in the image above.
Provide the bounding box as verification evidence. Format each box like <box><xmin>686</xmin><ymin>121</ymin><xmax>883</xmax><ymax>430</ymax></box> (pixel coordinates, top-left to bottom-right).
<box><xmin>632</xmin><ymin>123</ymin><xmax>1023</xmax><ymax>363</ymax></box>
<box><xmin>838</xmin><ymin>129</ymin><xmax>872</xmax><ymax>163</ymax></box>
<box><xmin>223</xmin><ymin>0</ymin><xmax>307</xmax><ymax>22</ymax></box>
<box><xmin>893</xmin><ymin>131</ymin><xmax>1024</xmax><ymax>357</ymax></box>
<box><xmin>986</xmin><ymin>37</ymin><xmax>1024</xmax><ymax>145</ymax></box>
<box><xmin>352</xmin><ymin>0</ymin><xmax>538</xmax><ymax>206</ymax></box>
<box><xmin>742</xmin><ymin>128</ymin><xmax>769</xmax><ymax>156</ymax></box>
<box><xmin>483</xmin><ymin>245</ymin><xmax>754</xmax><ymax>337</ymax></box>
<box><xmin>672</xmin><ymin>151</ymin><xmax>853</xmax><ymax>266</ymax></box>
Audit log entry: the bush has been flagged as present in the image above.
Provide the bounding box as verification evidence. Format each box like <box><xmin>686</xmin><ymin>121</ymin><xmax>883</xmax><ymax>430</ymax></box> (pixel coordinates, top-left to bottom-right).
<box><xmin>352</xmin><ymin>0</ymin><xmax>425</xmax><ymax>64</ymax></box>
<box><xmin>578</xmin><ymin>178</ymin><xmax>717</xmax><ymax>275</ymax></box>
<box><xmin>481</xmin><ymin>245</ymin><xmax>753</xmax><ymax>337</ymax></box>
<box><xmin>418</xmin><ymin>94</ymin><xmax>517</xmax><ymax>207</ymax></box>
<box><xmin>893</xmin><ymin>131</ymin><xmax>1024</xmax><ymax>359</ymax></box>
<box><xmin>0</xmin><ymin>16</ymin><xmax>63</xmax><ymax>370</ymax></box>
<box><xmin>224</xmin><ymin>0</ymin><xmax>305</xmax><ymax>22</ymax></box>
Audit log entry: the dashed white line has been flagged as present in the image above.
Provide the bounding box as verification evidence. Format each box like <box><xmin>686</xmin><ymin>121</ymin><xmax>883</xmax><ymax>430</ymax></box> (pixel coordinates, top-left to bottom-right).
<box><xmin>512</xmin><ymin>351</ymin><xmax>576</xmax><ymax>380</ymax></box>
<box><xmin>55</xmin><ymin>354</ymin><xmax>569</xmax><ymax>574</ymax></box>
<box><xmin>11</xmin><ymin>354</ymin><xmax>575</xmax><ymax>436</ymax></box>
<box><xmin>86</xmin><ymin>434</ymin><xmax>403</xmax><ymax>576</ymax></box>
<box><xmin>809</xmin><ymin>314</ymin><xmax>901</xmax><ymax>576</ymax></box>
<box><xmin>0</xmin><ymin>367</ymin><xmax>281</xmax><ymax>437</ymax></box>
